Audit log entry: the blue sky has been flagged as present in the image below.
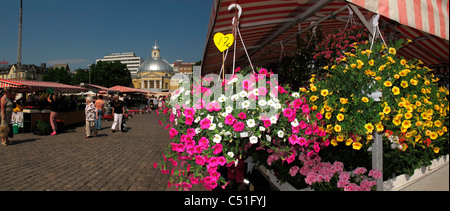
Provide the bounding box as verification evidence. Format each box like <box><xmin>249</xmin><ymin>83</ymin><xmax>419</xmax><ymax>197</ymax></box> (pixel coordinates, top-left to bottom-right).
<box><xmin>0</xmin><ymin>0</ymin><xmax>213</xmax><ymax>70</ymax></box>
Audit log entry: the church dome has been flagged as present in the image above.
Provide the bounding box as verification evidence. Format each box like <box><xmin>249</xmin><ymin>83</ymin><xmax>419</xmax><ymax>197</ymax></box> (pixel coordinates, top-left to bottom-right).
<box><xmin>138</xmin><ymin>42</ymin><xmax>173</xmax><ymax>74</ymax></box>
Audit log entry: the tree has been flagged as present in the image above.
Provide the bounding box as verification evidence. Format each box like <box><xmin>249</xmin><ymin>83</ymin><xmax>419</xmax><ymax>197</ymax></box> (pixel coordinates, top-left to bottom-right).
<box><xmin>71</xmin><ymin>61</ymin><xmax>132</xmax><ymax>87</ymax></box>
<box><xmin>89</xmin><ymin>61</ymin><xmax>131</xmax><ymax>87</ymax></box>
<box><xmin>71</xmin><ymin>68</ymin><xmax>89</xmax><ymax>85</ymax></box>
<box><xmin>43</xmin><ymin>67</ymin><xmax>71</xmax><ymax>84</ymax></box>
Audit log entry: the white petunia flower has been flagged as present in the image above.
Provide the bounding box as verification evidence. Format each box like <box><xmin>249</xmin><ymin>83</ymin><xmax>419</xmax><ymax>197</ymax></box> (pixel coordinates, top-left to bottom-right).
<box><xmin>270</xmin><ymin>116</ymin><xmax>278</xmax><ymax>124</ymax></box>
<box><xmin>218</xmin><ymin>95</ymin><xmax>227</xmax><ymax>103</ymax></box>
<box><xmin>252</xmin><ymin>89</ymin><xmax>260</xmax><ymax>96</ymax></box>
<box><xmin>292</xmin><ymin>92</ymin><xmax>300</xmax><ymax>98</ymax></box>
<box><xmin>194</xmin><ymin>116</ymin><xmax>201</xmax><ymax>123</ymax></box>
<box><xmin>259</xmin><ymin>126</ymin><xmax>266</xmax><ymax>132</ymax></box>
<box><xmin>231</xmin><ymin>94</ymin><xmax>238</xmax><ymax>101</ymax></box>
<box><xmin>227</xmin><ymin>151</ymin><xmax>234</xmax><ymax>158</ymax></box>
<box><xmin>246</xmin><ymin>119</ymin><xmax>256</xmax><ymax>128</ymax></box>
<box><xmin>239</xmin><ymin>90</ymin><xmax>248</xmax><ymax>98</ymax></box>
<box><xmin>209</xmin><ymin>123</ymin><xmax>216</xmax><ymax>130</ymax></box>
<box><xmin>241</xmin><ymin>100</ymin><xmax>251</xmax><ymax>108</ymax></box>
<box><xmin>213</xmin><ymin>134</ymin><xmax>222</xmax><ymax>143</ymax></box>
<box><xmin>206</xmin><ymin>114</ymin><xmax>214</xmax><ymax>122</ymax></box>
<box><xmin>265</xmin><ymin>135</ymin><xmax>272</xmax><ymax>142</ymax></box>
<box><xmin>290</xmin><ymin>118</ymin><xmax>299</xmax><ymax>127</ymax></box>
<box><xmin>225</xmin><ymin>106</ymin><xmax>233</xmax><ymax>113</ymax></box>
<box><xmin>249</xmin><ymin>136</ymin><xmax>258</xmax><ymax>144</ymax></box>
<box><xmin>258</xmin><ymin>99</ymin><xmax>267</xmax><ymax>107</ymax></box>
<box><xmin>277</xmin><ymin>130</ymin><xmax>284</xmax><ymax>138</ymax></box>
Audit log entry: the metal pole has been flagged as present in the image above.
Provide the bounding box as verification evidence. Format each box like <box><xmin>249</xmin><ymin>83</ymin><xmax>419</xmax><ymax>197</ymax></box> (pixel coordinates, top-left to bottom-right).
<box><xmin>17</xmin><ymin>0</ymin><xmax>23</xmax><ymax>71</ymax></box>
<box><xmin>373</xmin><ymin>131</ymin><xmax>383</xmax><ymax>191</ymax></box>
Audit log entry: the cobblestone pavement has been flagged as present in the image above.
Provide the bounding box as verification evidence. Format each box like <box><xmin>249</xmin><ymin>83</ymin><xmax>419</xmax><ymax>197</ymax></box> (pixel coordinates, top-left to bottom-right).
<box><xmin>0</xmin><ymin>112</ymin><xmax>175</xmax><ymax>191</ymax></box>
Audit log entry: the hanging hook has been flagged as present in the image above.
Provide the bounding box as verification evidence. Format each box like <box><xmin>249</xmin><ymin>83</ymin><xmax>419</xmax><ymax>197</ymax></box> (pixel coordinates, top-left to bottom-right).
<box><xmin>228</xmin><ymin>3</ymin><xmax>242</xmax><ymax>25</ymax></box>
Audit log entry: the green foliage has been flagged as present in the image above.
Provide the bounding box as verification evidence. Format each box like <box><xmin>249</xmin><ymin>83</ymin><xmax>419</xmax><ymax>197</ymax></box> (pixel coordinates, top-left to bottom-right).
<box><xmin>43</xmin><ymin>67</ymin><xmax>71</xmax><ymax>84</ymax></box>
<box><xmin>70</xmin><ymin>61</ymin><xmax>132</xmax><ymax>87</ymax></box>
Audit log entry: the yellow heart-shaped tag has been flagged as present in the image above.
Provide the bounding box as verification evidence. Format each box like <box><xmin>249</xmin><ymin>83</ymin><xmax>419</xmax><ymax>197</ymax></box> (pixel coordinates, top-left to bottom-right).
<box><xmin>214</xmin><ymin>33</ymin><xmax>234</xmax><ymax>52</ymax></box>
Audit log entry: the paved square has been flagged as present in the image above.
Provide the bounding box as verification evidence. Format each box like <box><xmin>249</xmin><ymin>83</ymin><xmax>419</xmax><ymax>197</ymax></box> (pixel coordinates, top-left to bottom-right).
<box><xmin>0</xmin><ymin>112</ymin><xmax>175</xmax><ymax>191</ymax></box>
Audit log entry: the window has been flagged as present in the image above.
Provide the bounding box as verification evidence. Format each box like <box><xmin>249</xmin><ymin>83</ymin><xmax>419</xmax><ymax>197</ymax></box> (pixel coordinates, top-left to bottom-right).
<box><xmin>156</xmin><ymin>80</ymin><xmax>160</xmax><ymax>89</ymax></box>
<box><xmin>165</xmin><ymin>83</ymin><xmax>168</xmax><ymax>89</ymax></box>
<box><xmin>150</xmin><ymin>80</ymin><xmax>155</xmax><ymax>89</ymax></box>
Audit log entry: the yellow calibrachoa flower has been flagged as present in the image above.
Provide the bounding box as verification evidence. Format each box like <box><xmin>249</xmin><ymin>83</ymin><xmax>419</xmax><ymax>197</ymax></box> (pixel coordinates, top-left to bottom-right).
<box><xmin>320</xmin><ymin>89</ymin><xmax>329</xmax><ymax>97</ymax></box>
<box><xmin>399</xmin><ymin>69</ymin><xmax>411</xmax><ymax>77</ymax></box>
<box><xmin>392</xmin><ymin>86</ymin><xmax>400</xmax><ymax>95</ymax></box>
<box><xmin>401</xmin><ymin>81</ymin><xmax>409</xmax><ymax>88</ymax></box>
<box><xmin>337</xmin><ymin>113</ymin><xmax>345</xmax><ymax>122</ymax></box>
<box><xmin>345</xmin><ymin>138</ymin><xmax>353</xmax><ymax>146</ymax></box>
<box><xmin>340</xmin><ymin>98</ymin><xmax>348</xmax><ymax>104</ymax></box>
<box><xmin>410</xmin><ymin>79</ymin><xmax>418</xmax><ymax>86</ymax></box>
<box><xmin>434</xmin><ymin>147</ymin><xmax>440</xmax><ymax>154</ymax></box>
<box><xmin>364</xmin><ymin>123</ymin><xmax>374</xmax><ymax>133</ymax></box>
<box><xmin>376</xmin><ymin>122</ymin><xmax>384</xmax><ymax>132</ymax></box>
<box><xmin>404</xmin><ymin>112</ymin><xmax>413</xmax><ymax>120</ymax></box>
<box><xmin>434</xmin><ymin>120</ymin><xmax>442</xmax><ymax>128</ymax></box>
<box><xmin>334</xmin><ymin>124</ymin><xmax>342</xmax><ymax>133</ymax></box>
<box><xmin>400</xmin><ymin>59</ymin><xmax>407</xmax><ymax>65</ymax></box>
<box><xmin>352</xmin><ymin>142</ymin><xmax>362</xmax><ymax>150</ymax></box>
<box><xmin>362</xmin><ymin>97</ymin><xmax>369</xmax><ymax>103</ymax></box>
<box><xmin>368</xmin><ymin>59</ymin><xmax>374</xmax><ymax>66</ymax></box>
<box><xmin>383</xmin><ymin>106</ymin><xmax>391</xmax><ymax>114</ymax></box>
<box><xmin>393</xmin><ymin>118</ymin><xmax>401</xmax><ymax>126</ymax></box>
<box><xmin>415</xmin><ymin>121</ymin><xmax>423</xmax><ymax>127</ymax></box>
<box><xmin>336</xmin><ymin>135</ymin><xmax>344</xmax><ymax>142</ymax></box>
<box><xmin>379</xmin><ymin>64</ymin><xmax>386</xmax><ymax>71</ymax></box>
<box><xmin>310</xmin><ymin>95</ymin><xmax>318</xmax><ymax>102</ymax></box>
<box><xmin>389</xmin><ymin>47</ymin><xmax>397</xmax><ymax>55</ymax></box>
<box><xmin>350</xmin><ymin>63</ymin><xmax>357</xmax><ymax>68</ymax></box>
<box><xmin>330</xmin><ymin>139</ymin><xmax>338</xmax><ymax>146</ymax></box>
<box><xmin>430</xmin><ymin>132</ymin><xmax>438</xmax><ymax>140</ymax></box>
<box><xmin>357</xmin><ymin>60</ymin><xmax>364</xmax><ymax>66</ymax></box>
<box><xmin>384</xmin><ymin>81</ymin><xmax>393</xmax><ymax>87</ymax></box>
<box><xmin>402</xmin><ymin>120</ymin><xmax>412</xmax><ymax>129</ymax></box>
<box><xmin>325</xmin><ymin>112</ymin><xmax>332</xmax><ymax>120</ymax></box>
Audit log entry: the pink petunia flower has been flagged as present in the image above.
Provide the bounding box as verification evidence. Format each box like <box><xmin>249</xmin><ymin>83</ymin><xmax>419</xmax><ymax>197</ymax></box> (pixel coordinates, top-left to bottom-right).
<box><xmin>224</xmin><ymin>114</ymin><xmax>236</xmax><ymax>125</ymax></box>
<box><xmin>200</xmin><ymin>118</ymin><xmax>211</xmax><ymax>129</ymax></box>
<box><xmin>233</xmin><ymin>122</ymin><xmax>245</xmax><ymax>132</ymax></box>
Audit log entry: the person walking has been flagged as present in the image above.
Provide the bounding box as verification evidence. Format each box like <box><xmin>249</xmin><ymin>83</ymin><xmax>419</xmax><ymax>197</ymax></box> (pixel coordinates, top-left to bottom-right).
<box><xmin>94</xmin><ymin>95</ymin><xmax>105</xmax><ymax>130</ymax></box>
<box><xmin>1</xmin><ymin>88</ymin><xmax>14</xmax><ymax>146</ymax></box>
<box><xmin>85</xmin><ymin>96</ymin><xmax>97</xmax><ymax>138</ymax></box>
<box><xmin>47</xmin><ymin>93</ymin><xmax>59</xmax><ymax>135</ymax></box>
<box><xmin>111</xmin><ymin>96</ymin><xmax>124</xmax><ymax>132</ymax></box>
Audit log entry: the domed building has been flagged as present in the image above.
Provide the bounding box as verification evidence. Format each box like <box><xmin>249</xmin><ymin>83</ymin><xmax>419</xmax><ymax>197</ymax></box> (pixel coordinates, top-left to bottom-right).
<box><xmin>132</xmin><ymin>42</ymin><xmax>176</xmax><ymax>92</ymax></box>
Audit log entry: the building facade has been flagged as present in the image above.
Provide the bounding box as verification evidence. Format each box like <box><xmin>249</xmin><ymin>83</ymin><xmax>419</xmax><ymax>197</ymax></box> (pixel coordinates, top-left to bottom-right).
<box><xmin>96</xmin><ymin>52</ymin><xmax>144</xmax><ymax>76</ymax></box>
<box><xmin>0</xmin><ymin>63</ymin><xmax>49</xmax><ymax>81</ymax></box>
<box><xmin>132</xmin><ymin>43</ymin><xmax>175</xmax><ymax>92</ymax></box>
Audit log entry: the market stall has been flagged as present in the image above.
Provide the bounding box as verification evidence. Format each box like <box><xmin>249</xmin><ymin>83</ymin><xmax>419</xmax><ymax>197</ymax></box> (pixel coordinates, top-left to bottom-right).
<box><xmin>109</xmin><ymin>85</ymin><xmax>156</xmax><ymax>109</ymax></box>
<box><xmin>0</xmin><ymin>79</ymin><xmax>88</xmax><ymax>134</ymax></box>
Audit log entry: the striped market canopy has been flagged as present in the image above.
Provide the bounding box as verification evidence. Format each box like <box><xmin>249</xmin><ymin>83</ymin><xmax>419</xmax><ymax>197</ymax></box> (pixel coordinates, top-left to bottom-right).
<box><xmin>0</xmin><ymin>79</ymin><xmax>88</xmax><ymax>93</ymax></box>
<box><xmin>201</xmin><ymin>0</ymin><xmax>449</xmax><ymax>75</ymax></box>
<box><xmin>109</xmin><ymin>85</ymin><xmax>151</xmax><ymax>94</ymax></box>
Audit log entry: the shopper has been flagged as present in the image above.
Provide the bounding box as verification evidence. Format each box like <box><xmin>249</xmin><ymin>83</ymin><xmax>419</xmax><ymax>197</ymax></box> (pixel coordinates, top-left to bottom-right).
<box><xmin>95</xmin><ymin>95</ymin><xmax>105</xmax><ymax>130</ymax></box>
<box><xmin>1</xmin><ymin>88</ymin><xmax>14</xmax><ymax>146</ymax></box>
<box><xmin>111</xmin><ymin>95</ymin><xmax>124</xmax><ymax>132</ymax></box>
<box><xmin>85</xmin><ymin>96</ymin><xmax>97</xmax><ymax>138</ymax></box>
<box><xmin>47</xmin><ymin>93</ymin><xmax>59</xmax><ymax>135</ymax></box>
